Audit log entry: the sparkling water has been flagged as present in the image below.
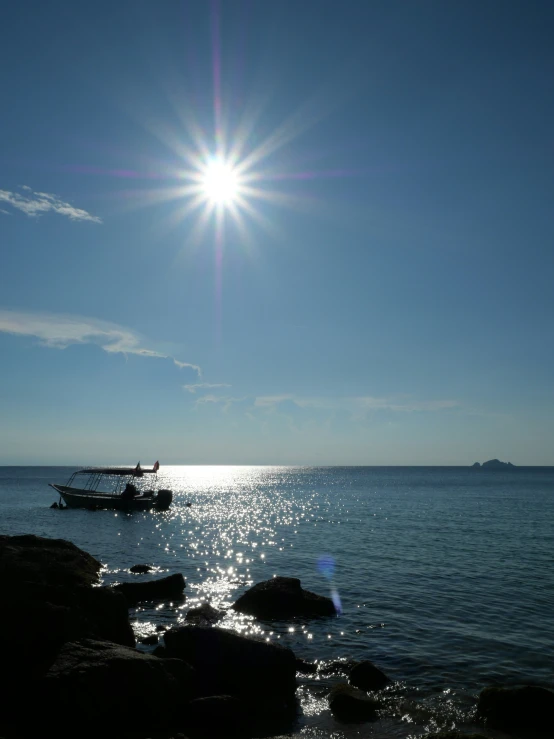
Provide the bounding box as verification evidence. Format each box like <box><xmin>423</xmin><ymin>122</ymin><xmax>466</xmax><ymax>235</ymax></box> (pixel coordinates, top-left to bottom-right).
<box><xmin>2</xmin><ymin>465</ymin><xmax>553</xmax><ymax>738</ymax></box>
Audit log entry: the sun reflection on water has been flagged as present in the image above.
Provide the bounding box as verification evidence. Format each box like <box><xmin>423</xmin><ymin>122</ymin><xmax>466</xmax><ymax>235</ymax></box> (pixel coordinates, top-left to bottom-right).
<box><xmin>106</xmin><ymin>466</ymin><xmax>342</xmax><ymax>650</ymax></box>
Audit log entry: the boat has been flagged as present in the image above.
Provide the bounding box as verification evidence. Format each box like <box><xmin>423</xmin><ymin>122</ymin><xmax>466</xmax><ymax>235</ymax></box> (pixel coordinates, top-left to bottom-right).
<box><xmin>49</xmin><ymin>462</ymin><xmax>173</xmax><ymax>511</ymax></box>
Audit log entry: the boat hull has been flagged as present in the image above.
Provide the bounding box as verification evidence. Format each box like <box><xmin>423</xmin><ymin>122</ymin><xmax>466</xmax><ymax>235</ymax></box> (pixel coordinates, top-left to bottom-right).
<box><xmin>51</xmin><ymin>484</ymin><xmax>157</xmax><ymax>512</ymax></box>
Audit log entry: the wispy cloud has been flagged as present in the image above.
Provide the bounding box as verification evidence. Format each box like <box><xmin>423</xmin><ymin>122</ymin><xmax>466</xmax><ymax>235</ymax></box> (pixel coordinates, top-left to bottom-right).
<box><xmin>0</xmin><ymin>309</ymin><xmax>200</xmax><ymax>374</ymax></box>
<box><xmin>0</xmin><ymin>186</ymin><xmax>101</xmax><ymax>223</ymax></box>
<box><xmin>254</xmin><ymin>395</ymin><xmax>294</xmax><ymax>407</ymax></box>
<box><xmin>193</xmin><ymin>394</ymin><xmax>246</xmax><ymax>412</ymax></box>
<box><xmin>236</xmin><ymin>394</ymin><xmax>460</xmax><ymax>415</ymax></box>
<box><xmin>291</xmin><ymin>396</ymin><xmax>459</xmax><ymax>413</ymax></box>
<box><xmin>184</xmin><ymin>382</ymin><xmax>231</xmax><ymax>393</ymax></box>
<box><xmin>0</xmin><ymin>209</ymin><xmax>11</xmax><ymax>215</ymax></box>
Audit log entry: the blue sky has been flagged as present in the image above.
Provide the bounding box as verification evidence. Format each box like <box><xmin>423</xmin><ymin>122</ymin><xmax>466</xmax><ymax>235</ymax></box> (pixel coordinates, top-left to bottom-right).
<box><xmin>1</xmin><ymin>1</ymin><xmax>553</xmax><ymax>465</ymax></box>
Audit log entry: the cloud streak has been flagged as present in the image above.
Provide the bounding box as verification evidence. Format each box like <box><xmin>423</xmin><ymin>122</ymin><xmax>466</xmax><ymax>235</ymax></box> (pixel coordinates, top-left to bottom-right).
<box><xmin>205</xmin><ymin>393</ymin><xmax>460</xmax><ymax>415</ymax></box>
<box><xmin>0</xmin><ymin>310</ymin><xmax>200</xmax><ymax>374</ymax></box>
<box><xmin>184</xmin><ymin>382</ymin><xmax>232</xmax><ymax>393</ymax></box>
<box><xmin>0</xmin><ymin>187</ymin><xmax>102</xmax><ymax>223</ymax></box>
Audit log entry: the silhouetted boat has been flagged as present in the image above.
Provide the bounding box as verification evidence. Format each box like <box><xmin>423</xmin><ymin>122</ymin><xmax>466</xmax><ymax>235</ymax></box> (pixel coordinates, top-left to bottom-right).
<box><xmin>49</xmin><ymin>462</ymin><xmax>173</xmax><ymax>511</ymax></box>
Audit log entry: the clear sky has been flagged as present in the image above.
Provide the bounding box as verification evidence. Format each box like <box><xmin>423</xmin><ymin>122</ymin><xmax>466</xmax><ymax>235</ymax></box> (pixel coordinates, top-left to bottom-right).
<box><xmin>1</xmin><ymin>1</ymin><xmax>553</xmax><ymax>465</ymax></box>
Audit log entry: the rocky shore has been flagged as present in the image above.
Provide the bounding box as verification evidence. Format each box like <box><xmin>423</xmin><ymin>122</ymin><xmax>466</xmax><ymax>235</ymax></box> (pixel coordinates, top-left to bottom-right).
<box><xmin>0</xmin><ymin>534</ymin><xmax>552</xmax><ymax>739</ymax></box>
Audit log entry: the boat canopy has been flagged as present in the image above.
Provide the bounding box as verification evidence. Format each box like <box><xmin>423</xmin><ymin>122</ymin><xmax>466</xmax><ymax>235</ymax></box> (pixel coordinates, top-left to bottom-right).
<box><xmin>77</xmin><ymin>467</ymin><xmax>158</xmax><ymax>475</ymax></box>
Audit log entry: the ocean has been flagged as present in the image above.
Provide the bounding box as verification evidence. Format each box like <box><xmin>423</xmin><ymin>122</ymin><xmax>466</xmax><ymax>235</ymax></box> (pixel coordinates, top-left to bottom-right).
<box><xmin>1</xmin><ymin>465</ymin><xmax>553</xmax><ymax>738</ymax></box>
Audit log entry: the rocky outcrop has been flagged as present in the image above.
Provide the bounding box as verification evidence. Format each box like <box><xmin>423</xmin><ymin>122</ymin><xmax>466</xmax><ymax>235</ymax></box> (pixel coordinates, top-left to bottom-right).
<box><xmin>3</xmin><ymin>583</ymin><xmax>135</xmax><ymax>676</ymax></box>
<box><xmin>349</xmin><ymin>660</ymin><xmax>391</xmax><ymax>691</ymax></box>
<box><xmin>477</xmin><ymin>685</ymin><xmax>554</xmax><ymax>730</ymax></box>
<box><xmin>39</xmin><ymin>638</ymin><xmax>195</xmax><ymax>732</ymax></box>
<box><xmin>328</xmin><ymin>683</ymin><xmax>380</xmax><ymax>721</ymax></box>
<box><xmin>0</xmin><ymin>534</ymin><xmax>101</xmax><ymax>588</ymax></box>
<box><xmin>232</xmin><ymin>576</ymin><xmax>336</xmax><ymax>619</ymax></box>
<box><xmin>0</xmin><ymin>535</ymin><xmax>190</xmax><ymax>738</ymax></box>
<box><xmin>113</xmin><ymin>572</ymin><xmax>186</xmax><ymax>605</ymax></box>
<box><xmin>185</xmin><ymin>602</ymin><xmax>223</xmax><ymax>626</ymax></box>
<box><xmin>164</xmin><ymin>625</ymin><xmax>297</xmax><ymax>702</ymax></box>
<box><xmin>1</xmin><ymin>536</ymin><xmax>135</xmax><ymax>690</ymax></box>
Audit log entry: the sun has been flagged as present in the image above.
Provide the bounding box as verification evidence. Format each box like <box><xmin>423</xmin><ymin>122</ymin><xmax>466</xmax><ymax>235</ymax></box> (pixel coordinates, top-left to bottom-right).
<box><xmin>200</xmin><ymin>158</ymin><xmax>240</xmax><ymax>206</ymax></box>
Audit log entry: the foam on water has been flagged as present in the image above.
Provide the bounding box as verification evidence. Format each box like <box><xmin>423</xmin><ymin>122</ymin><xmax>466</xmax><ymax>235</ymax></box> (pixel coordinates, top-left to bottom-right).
<box><xmin>1</xmin><ymin>464</ymin><xmax>553</xmax><ymax>737</ymax></box>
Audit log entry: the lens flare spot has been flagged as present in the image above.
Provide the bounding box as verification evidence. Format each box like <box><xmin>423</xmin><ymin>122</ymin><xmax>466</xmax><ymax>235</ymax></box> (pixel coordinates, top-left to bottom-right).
<box><xmin>331</xmin><ymin>587</ymin><xmax>342</xmax><ymax>616</ymax></box>
<box><xmin>317</xmin><ymin>554</ymin><xmax>335</xmax><ymax>579</ymax></box>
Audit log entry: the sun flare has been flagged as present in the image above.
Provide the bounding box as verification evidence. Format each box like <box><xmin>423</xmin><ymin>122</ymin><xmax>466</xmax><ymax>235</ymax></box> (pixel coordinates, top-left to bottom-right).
<box><xmin>201</xmin><ymin>158</ymin><xmax>240</xmax><ymax>206</ymax></box>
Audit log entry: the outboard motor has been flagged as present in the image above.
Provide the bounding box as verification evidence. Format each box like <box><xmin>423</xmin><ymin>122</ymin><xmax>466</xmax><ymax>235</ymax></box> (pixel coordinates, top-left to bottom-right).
<box><xmin>154</xmin><ymin>489</ymin><xmax>173</xmax><ymax>511</ymax></box>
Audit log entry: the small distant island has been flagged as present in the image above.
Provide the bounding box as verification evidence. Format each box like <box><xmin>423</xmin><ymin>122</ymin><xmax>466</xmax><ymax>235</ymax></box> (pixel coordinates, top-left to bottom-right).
<box><xmin>472</xmin><ymin>459</ymin><xmax>515</xmax><ymax>469</ymax></box>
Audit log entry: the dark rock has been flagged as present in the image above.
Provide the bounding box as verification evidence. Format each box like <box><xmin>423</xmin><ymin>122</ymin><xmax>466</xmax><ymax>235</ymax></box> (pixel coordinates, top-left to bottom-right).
<box><xmin>140</xmin><ymin>634</ymin><xmax>159</xmax><ymax>645</ymax></box>
<box><xmin>2</xmin><ymin>583</ymin><xmax>135</xmax><ymax>680</ymax></box>
<box><xmin>349</xmin><ymin>660</ymin><xmax>391</xmax><ymax>691</ymax></box>
<box><xmin>471</xmin><ymin>462</ymin><xmax>481</xmax><ymax>468</ymax></box>
<box><xmin>184</xmin><ymin>693</ymin><xmax>295</xmax><ymax>739</ymax></box>
<box><xmin>477</xmin><ymin>685</ymin><xmax>554</xmax><ymax>730</ymax></box>
<box><xmin>328</xmin><ymin>683</ymin><xmax>380</xmax><ymax>721</ymax></box>
<box><xmin>39</xmin><ymin>638</ymin><xmax>195</xmax><ymax>732</ymax></box>
<box><xmin>130</xmin><ymin>564</ymin><xmax>153</xmax><ymax>574</ymax></box>
<box><xmin>421</xmin><ymin>732</ymin><xmax>488</xmax><ymax>739</ymax></box>
<box><xmin>164</xmin><ymin>625</ymin><xmax>297</xmax><ymax>702</ymax></box>
<box><xmin>232</xmin><ymin>576</ymin><xmax>336</xmax><ymax>619</ymax></box>
<box><xmin>113</xmin><ymin>573</ymin><xmax>186</xmax><ymax>605</ymax></box>
<box><xmin>80</xmin><ymin>586</ymin><xmax>136</xmax><ymax>647</ymax></box>
<box><xmin>153</xmin><ymin>645</ymin><xmax>168</xmax><ymax>658</ymax></box>
<box><xmin>295</xmin><ymin>657</ymin><xmax>317</xmax><ymax>674</ymax></box>
<box><xmin>185</xmin><ymin>696</ymin><xmax>247</xmax><ymax>738</ymax></box>
<box><xmin>185</xmin><ymin>603</ymin><xmax>223</xmax><ymax>626</ymax></box>
<box><xmin>0</xmin><ymin>534</ymin><xmax>101</xmax><ymax>588</ymax></box>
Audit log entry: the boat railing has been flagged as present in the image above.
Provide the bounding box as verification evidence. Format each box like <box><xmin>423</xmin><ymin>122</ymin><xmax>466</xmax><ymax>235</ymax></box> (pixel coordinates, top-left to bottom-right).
<box><xmin>66</xmin><ymin>471</ymin><xmax>139</xmax><ymax>495</ymax></box>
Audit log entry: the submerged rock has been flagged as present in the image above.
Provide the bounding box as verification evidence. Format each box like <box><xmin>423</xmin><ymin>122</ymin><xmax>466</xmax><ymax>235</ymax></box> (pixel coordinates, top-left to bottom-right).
<box><xmin>140</xmin><ymin>633</ymin><xmax>159</xmax><ymax>645</ymax></box>
<box><xmin>477</xmin><ymin>685</ymin><xmax>554</xmax><ymax>730</ymax></box>
<box><xmin>129</xmin><ymin>563</ymin><xmax>153</xmax><ymax>574</ymax></box>
<box><xmin>295</xmin><ymin>657</ymin><xmax>318</xmax><ymax>674</ymax></box>
<box><xmin>316</xmin><ymin>658</ymin><xmax>358</xmax><ymax>675</ymax></box>
<box><xmin>421</xmin><ymin>732</ymin><xmax>488</xmax><ymax>739</ymax></box>
<box><xmin>0</xmin><ymin>534</ymin><xmax>101</xmax><ymax>588</ymax></box>
<box><xmin>349</xmin><ymin>660</ymin><xmax>391</xmax><ymax>691</ymax></box>
<box><xmin>328</xmin><ymin>683</ymin><xmax>380</xmax><ymax>721</ymax></box>
<box><xmin>232</xmin><ymin>576</ymin><xmax>336</xmax><ymax>619</ymax></box>
<box><xmin>185</xmin><ymin>602</ymin><xmax>223</xmax><ymax>626</ymax></box>
<box><xmin>113</xmin><ymin>572</ymin><xmax>186</xmax><ymax>605</ymax></box>
<box><xmin>164</xmin><ymin>625</ymin><xmax>297</xmax><ymax>702</ymax></box>
<box><xmin>39</xmin><ymin>638</ymin><xmax>195</xmax><ymax>732</ymax></box>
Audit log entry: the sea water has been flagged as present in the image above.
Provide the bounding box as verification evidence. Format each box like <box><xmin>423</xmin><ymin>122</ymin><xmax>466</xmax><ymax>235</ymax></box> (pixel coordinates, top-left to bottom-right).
<box><xmin>1</xmin><ymin>465</ymin><xmax>553</xmax><ymax>738</ymax></box>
